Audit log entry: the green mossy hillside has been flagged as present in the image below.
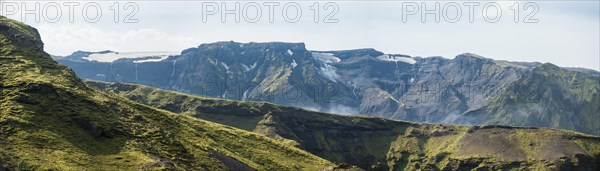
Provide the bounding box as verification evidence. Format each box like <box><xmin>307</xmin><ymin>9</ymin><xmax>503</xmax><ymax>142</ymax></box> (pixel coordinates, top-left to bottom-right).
<box><xmin>462</xmin><ymin>63</ymin><xmax>600</xmax><ymax>135</ymax></box>
<box><xmin>89</xmin><ymin>81</ymin><xmax>600</xmax><ymax>171</ymax></box>
<box><xmin>0</xmin><ymin>16</ymin><xmax>339</xmax><ymax>170</ymax></box>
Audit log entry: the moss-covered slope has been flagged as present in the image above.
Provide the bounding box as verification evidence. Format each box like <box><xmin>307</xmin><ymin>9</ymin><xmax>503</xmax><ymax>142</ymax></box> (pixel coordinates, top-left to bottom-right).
<box><xmin>0</xmin><ymin>16</ymin><xmax>338</xmax><ymax>170</ymax></box>
<box><xmin>89</xmin><ymin>81</ymin><xmax>600</xmax><ymax>170</ymax></box>
<box><xmin>461</xmin><ymin>63</ymin><xmax>600</xmax><ymax>135</ymax></box>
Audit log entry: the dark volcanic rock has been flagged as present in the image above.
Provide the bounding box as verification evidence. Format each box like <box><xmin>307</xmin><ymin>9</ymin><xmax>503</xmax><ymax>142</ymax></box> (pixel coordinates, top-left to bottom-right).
<box><xmin>72</xmin><ymin>117</ymin><xmax>115</xmax><ymax>139</ymax></box>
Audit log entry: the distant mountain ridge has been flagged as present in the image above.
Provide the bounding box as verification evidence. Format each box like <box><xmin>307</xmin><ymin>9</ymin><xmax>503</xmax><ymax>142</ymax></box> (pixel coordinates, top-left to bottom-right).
<box><xmin>55</xmin><ymin>41</ymin><xmax>600</xmax><ymax>135</ymax></box>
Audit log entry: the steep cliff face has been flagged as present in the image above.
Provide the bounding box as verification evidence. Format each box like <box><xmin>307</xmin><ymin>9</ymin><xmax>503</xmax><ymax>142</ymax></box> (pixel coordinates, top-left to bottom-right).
<box><xmin>55</xmin><ymin>41</ymin><xmax>600</xmax><ymax>135</ymax></box>
<box><xmin>327</xmin><ymin>52</ymin><xmax>528</xmax><ymax>123</ymax></box>
<box><xmin>58</xmin><ymin>42</ymin><xmax>347</xmax><ymax>110</ymax></box>
<box><xmin>1</xmin><ymin>16</ymin><xmax>337</xmax><ymax>170</ymax></box>
<box><xmin>167</xmin><ymin>41</ymin><xmax>342</xmax><ymax>110</ymax></box>
<box><xmin>88</xmin><ymin>81</ymin><xmax>600</xmax><ymax>171</ymax></box>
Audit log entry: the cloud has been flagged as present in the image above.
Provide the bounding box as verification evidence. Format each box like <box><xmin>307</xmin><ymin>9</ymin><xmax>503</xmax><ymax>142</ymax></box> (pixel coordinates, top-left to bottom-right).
<box><xmin>29</xmin><ymin>1</ymin><xmax>599</xmax><ymax>70</ymax></box>
<box><xmin>36</xmin><ymin>24</ymin><xmax>197</xmax><ymax>55</ymax></box>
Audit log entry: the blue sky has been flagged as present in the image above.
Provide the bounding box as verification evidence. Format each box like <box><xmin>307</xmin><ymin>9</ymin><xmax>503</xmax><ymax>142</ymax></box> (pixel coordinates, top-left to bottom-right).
<box><xmin>2</xmin><ymin>0</ymin><xmax>599</xmax><ymax>70</ymax></box>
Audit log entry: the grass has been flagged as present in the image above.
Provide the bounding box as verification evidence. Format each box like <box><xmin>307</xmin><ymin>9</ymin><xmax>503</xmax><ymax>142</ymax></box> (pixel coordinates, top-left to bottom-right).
<box><xmin>470</xmin><ymin>63</ymin><xmax>600</xmax><ymax>135</ymax></box>
<box><xmin>88</xmin><ymin>80</ymin><xmax>600</xmax><ymax>170</ymax></box>
<box><xmin>4</xmin><ymin>15</ymin><xmax>597</xmax><ymax>171</ymax></box>
<box><xmin>1</xmin><ymin>16</ymin><xmax>337</xmax><ymax>170</ymax></box>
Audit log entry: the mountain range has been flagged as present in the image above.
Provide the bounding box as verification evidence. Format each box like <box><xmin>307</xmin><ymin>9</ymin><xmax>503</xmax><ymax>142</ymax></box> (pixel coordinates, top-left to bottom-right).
<box><xmin>2</xmin><ymin>15</ymin><xmax>600</xmax><ymax>170</ymax></box>
<box><xmin>55</xmin><ymin>41</ymin><xmax>600</xmax><ymax>136</ymax></box>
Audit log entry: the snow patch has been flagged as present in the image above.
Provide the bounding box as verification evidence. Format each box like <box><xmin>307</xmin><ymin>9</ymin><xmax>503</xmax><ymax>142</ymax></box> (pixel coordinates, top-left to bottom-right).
<box><xmin>84</xmin><ymin>51</ymin><xmax>178</xmax><ymax>63</ymax></box>
<box><xmin>311</xmin><ymin>52</ymin><xmax>341</xmax><ymax>63</ymax></box>
<box><xmin>134</xmin><ymin>63</ymin><xmax>138</xmax><ymax>81</ymax></box>
<box><xmin>291</xmin><ymin>59</ymin><xmax>298</xmax><ymax>68</ymax></box>
<box><xmin>241</xmin><ymin>64</ymin><xmax>250</xmax><ymax>71</ymax></box>
<box><xmin>351</xmin><ymin>82</ymin><xmax>359</xmax><ymax>99</ymax></box>
<box><xmin>376</xmin><ymin>54</ymin><xmax>416</xmax><ymax>64</ymax></box>
<box><xmin>241</xmin><ymin>62</ymin><xmax>258</xmax><ymax>71</ymax></box>
<box><xmin>133</xmin><ymin>56</ymin><xmax>171</xmax><ymax>63</ymax></box>
<box><xmin>318</xmin><ymin>65</ymin><xmax>340</xmax><ymax>83</ymax></box>
<box><xmin>242</xmin><ymin>89</ymin><xmax>249</xmax><ymax>101</ymax></box>
<box><xmin>221</xmin><ymin>62</ymin><xmax>229</xmax><ymax>70</ymax></box>
<box><xmin>287</xmin><ymin>49</ymin><xmax>294</xmax><ymax>56</ymax></box>
<box><xmin>171</xmin><ymin>60</ymin><xmax>177</xmax><ymax>76</ymax></box>
<box><xmin>311</xmin><ymin>52</ymin><xmax>341</xmax><ymax>83</ymax></box>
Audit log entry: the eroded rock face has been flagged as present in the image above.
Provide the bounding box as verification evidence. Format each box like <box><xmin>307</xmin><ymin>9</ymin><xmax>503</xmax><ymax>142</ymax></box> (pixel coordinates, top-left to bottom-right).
<box><xmin>71</xmin><ymin>117</ymin><xmax>115</xmax><ymax>139</ymax></box>
<box><xmin>144</xmin><ymin>159</ymin><xmax>183</xmax><ymax>171</ymax></box>
<box><xmin>0</xmin><ymin>18</ymin><xmax>43</xmax><ymax>51</ymax></box>
<box><xmin>209</xmin><ymin>150</ymin><xmax>256</xmax><ymax>171</ymax></box>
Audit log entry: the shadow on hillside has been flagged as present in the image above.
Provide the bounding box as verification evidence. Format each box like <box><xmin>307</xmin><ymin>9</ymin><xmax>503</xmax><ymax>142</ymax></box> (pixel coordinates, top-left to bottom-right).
<box><xmin>16</xmin><ymin>82</ymin><xmax>128</xmax><ymax>156</ymax></box>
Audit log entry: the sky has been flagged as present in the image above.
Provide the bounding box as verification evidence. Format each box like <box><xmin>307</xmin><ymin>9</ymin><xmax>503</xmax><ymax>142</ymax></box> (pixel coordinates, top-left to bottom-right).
<box><xmin>1</xmin><ymin>0</ymin><xmax>599</xmax><ymax>70</ymax></box>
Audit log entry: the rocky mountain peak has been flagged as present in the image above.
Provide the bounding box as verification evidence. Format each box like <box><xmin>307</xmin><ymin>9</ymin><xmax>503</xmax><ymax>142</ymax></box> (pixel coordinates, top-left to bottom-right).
<box><xmin>171</xmin><ymin>41</ymin><xmax>313</xmax><ymax>77</ymax></box>
<box><xmin>0</xmin><ymin>16</ymin><xmax>44</xmax><ymax>51</ymax></box>
<box><xmin>194</xmin><ymin>41</ymin><xmax>305</xmax><ymax>51</ymax></box>
<box><xmin>535</xmin><ymin>62</ymin><xmax>561</xmax><ymax>71</ymax></box>
<box><xmin>448</xmin><ymin>53</ymin><xmax>499</xmax><ymax>71</ymax></box>
<box><xmin>314</xmin><ymin>48</ymin><xmax>384</xmax><ymax>59</ymax></box>
<box><xmin>454</xmin><ymin>53</ymin><xmax>494</xmax><ymax>62</ymax></box>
